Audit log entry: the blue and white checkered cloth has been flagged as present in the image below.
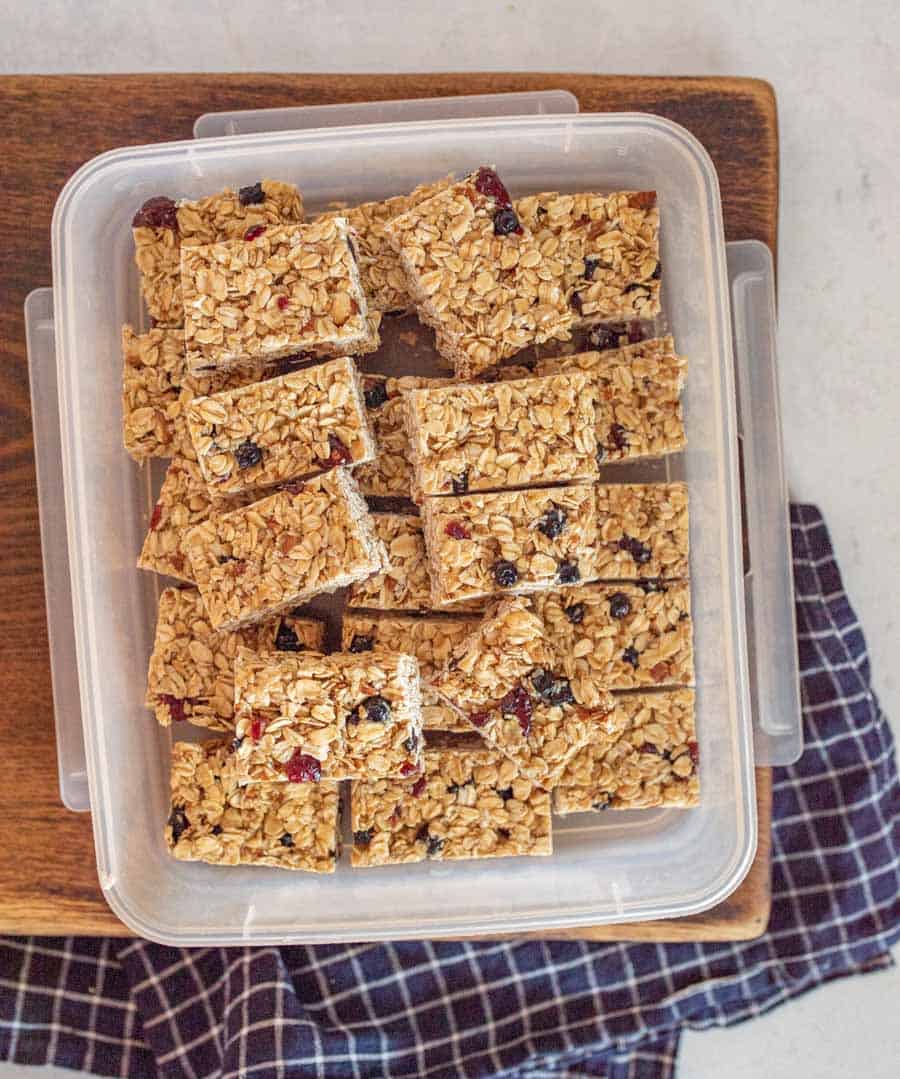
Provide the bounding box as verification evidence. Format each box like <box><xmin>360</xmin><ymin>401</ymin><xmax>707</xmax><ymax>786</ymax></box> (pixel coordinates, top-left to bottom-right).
<box><xmin>1</xmin><ymin>505</ymin><xmax>897</xmax><ymax>1078</ymax></box>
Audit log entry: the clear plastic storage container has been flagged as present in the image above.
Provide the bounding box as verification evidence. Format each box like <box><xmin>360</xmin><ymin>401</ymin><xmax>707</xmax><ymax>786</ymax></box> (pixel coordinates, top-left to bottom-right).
<box><xmin>51</xmin><ymin>112</ymin><xmax>758</xmax><ymax>944</ymax></box>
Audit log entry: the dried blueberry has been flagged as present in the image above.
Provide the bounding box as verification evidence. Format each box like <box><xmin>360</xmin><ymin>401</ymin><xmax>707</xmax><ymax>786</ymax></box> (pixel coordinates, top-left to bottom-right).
<box><xmin>349</xmin><ymin>634</ymin><xmax>374</xmax><ymax>653</ymax></box>
<box><xmin>168</xmin><ymin>807</ymin><xmax>189</xmax><ymax>843</ymax></box>
<box><xmin>239</xmin><ymin>182</ymin><xmax>265</xmax><ymax>205</ymax></box>
<box><xmin>493</xmin><ymin>560</ymin><xmax>519</xmax><ymax>587</ymax></box>
<box><xmin>360</xmin><ymin>695</ymin><xmax>391</xmax><ymax>724</ymax></box>
<box><xmin>230</xmin><ymin>736</ymin><xmax>244</xmax><ymax>752</ymax></box>
<box><xmin>622</xmin><ymin>646</ymin><xmax>640</xmax><ymax>668</ymax></box>
<box><xmin>497</xmin><ymin>786</ymin><xmax>514</xmax><ymax>801</ymax></box>
<box><xmin>211</xmin><ymin>825</ymin><xmax>223</xmax><ymax>836</ymax></box>
<box><xmin>493</xmin><ymin>207</ymin><xmax>521</xmax><ymax>236</ymax></box>
<box><xmin>619</xmin><ymin>535</ymin><xmax>652</xmax><ymax>564</ymax></box>
<box><xmin>353</xmin><ymin>829</ymin><xmax>373</xmax><ymax>847</ymax></box>
<box><xmin>452</xmin><ymin>470</ymin><xmax>469</xmax><ymax>494</ymax></box>
<box><xmin>235</xmin><ymin>439</ymin><xmax>263</xmax><ymax>470</ymax></box>
<box><xmin>363</xmin><ymin>379</ymin><xmax>388</xmax><ymax>410</ymax></box>
<box><xmin>530</xmin><ymin>667</ymin><xmax>575</xmax><ymax>707</ymax></box>
<box><xmin>608</xmin><ymin>423</ymin><xmax>629</xmax><ymax>452</ymax></box>
<box><xmin>132</xmin><ymin>195</ymin><xmax>178</xmax><ymax>230</ymax></box>
<box><xmin>608</xmin><ymin>592</ymin><xmax>631</xmax><ymax>619</ymax></box>
<box><xmin>536</xmin><ymin>505</ymin><xmax>566</xmax><ymax>539</ymax></box>
<box><xmin>279</xmin><ymin>833</ymin><xmax>294</xmax><ymax>847</ymax></box>
<box><xmin>275</xmin><ymin>622</ymin><xmax>303</xmax><ymax>652</ymax></box>
<box><xmin>557</xmin><ymin>560</ymin><xmax>580</xmax><ymax>584</ymax></box>
<box><xmin>564</xmin><ymin>602</ymin><xmax>585</xmax><ymax>625</ymax></box>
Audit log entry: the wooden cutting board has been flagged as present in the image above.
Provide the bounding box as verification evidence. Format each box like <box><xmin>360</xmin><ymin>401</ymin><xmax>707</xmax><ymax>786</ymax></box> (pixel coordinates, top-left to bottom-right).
<box><xmin>0</xmin><ymin>73</ymin><xmax>777</xmax><ymax>941</ymax></box>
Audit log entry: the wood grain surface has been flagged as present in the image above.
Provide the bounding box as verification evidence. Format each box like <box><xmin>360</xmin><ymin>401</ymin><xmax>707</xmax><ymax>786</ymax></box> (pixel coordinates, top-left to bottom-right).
<box><xmin>0</xmin><ymin>73</ymin><xmax>777</xmax><ymax>940</ymax></box>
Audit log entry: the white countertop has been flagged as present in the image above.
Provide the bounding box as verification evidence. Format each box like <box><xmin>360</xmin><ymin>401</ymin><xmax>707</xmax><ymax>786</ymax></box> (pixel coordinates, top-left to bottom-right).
<box><xmin>1</xmin><ymin>1</ymin><xmax>897</xmax><ymax>1075</ymax></box>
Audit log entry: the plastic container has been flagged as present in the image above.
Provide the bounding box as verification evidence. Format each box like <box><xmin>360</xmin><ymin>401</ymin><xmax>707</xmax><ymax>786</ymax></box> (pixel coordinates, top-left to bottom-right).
<box><xmin>51</xmin><ymin>111</ymin><xmax>759</xmax><ymax>944</ymax></box>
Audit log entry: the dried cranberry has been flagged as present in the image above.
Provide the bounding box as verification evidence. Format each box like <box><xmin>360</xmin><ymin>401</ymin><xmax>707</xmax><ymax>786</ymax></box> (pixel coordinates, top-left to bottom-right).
<box><xmin>277</xmin><ymin>295</ymin><xmax>290</xmax><ymax>310</ymax></box>
<box><xmin>497</xmin><ymin>787</ymin><xmax>514</xmax><ymax>801</ymax></box>
<box><xmin>326</xmin><ymin>433</ymin><xmax>352</xmax><ymax>466</ymax></box>
<box><xmin>608</xmin><ymin>593</ymin><xmax>631</xmax><ymax>619</ymax></box>
<box><xmin>493</xmin><ymin>560</ymin><xmax>518</xmax><ymax>587</ymax></box>
<box><xmin>564</xmin><ymin>602</ymin><xmax>585</xmax><ymax>625</ymax></box>
<box><xmin>570</xmin><ymin>291</ymin><xmax>584</xmax><ymax>316</ymax></box>
<box><xmin>132</xmin><ymin>196</ymin><xmax>178</xmax><ymax>230</ymax></box>
<box><xmin>473</xmin><ymin>166</ymin><xmax>513</xmax><ymax>207</ymax></box>
<box><xmin>493</xmin><ymin>207</ymin><xmax>522</xmax><ymax>236</ymax></box>
<box><xmin>500</xmin><ymin>686</ymin><xmax>533</xmax><ymax>737</ymax></box>
<box><xmin>250</xmin><ymin>713</ymin><xmax>268</xmax><ymax>740</ymax></box>
<box><xmin>529</xmin><ymin>668</ymin><xmax>575</xmax><ymax>707</ymax></box>
<box><xmin>622</xmin><ymin>646</ymin><xmax>640</xmax><ymax>669</ymax></box>
<box><xmin>628</xmin><ymin>190</ymin><xmax>657</xmax><ymax>210</ymax></box>
<box><xmin>235</xmin><ymin>439</ymin><xmax>263</xmax><ymax>470</ymax></box>
<box><xmin>619</xmin><ymin>535</ymin><xmax>652</xmax><ymax>565</ymax></box>
<box><xmin>557</xmin><ymin>560</ymin><xmax>580</xmax><ymax>584</ymax></box>
<box><xmin>239</xmin><ymin>182</ymin><xmax>266</xmax><ymax>205</ymax></box>
<box><xmin>651</xmin><ymin>261</ymin><xmax>662</xmax><ymax>280</ymax></box>
<box><xmin>159</xmin><ymin>694</ymin><xmax>188</xmax><ymax>722</ymax></box>
<box><xmin>638</xmin><ymin>578</ymin><xmax>668</xmax><ymax>594</ymax></box>
<box><xmin>589</xmin><ymin>324</ymin><xmax>623</xmax><ymax>351</ymax></box>
<box><xmin>149</xmin><ymin>502</ymin><xmax>163</xmax><ymax>531</ymax></box>
<box><xmin>451</xmin><ymin>470</ymin><xmax>469</xmax><ymax>495</ymax></box>
<box><xmin>353</xmin><ymin>829</ymin><xmax>373</xmax><ymax>847</ymax></box>
<box><xmin>284</xmin><ymin>750</ymin><xmax>322</xmax><ymax>783</ymax></box>
<box><xmin>168</xmin><ymin>806</ymin><xmax>189</xmax><ymax>842</ymax></box>
<box><xmin>364</xmin><ymin>379</ymin><xmax>388</xmax><ymax>410</ymax></box>
<box><xmin>279</xmin><ymin>833</ymin><xmax>294</xmax><ymax>847</ymax></box>
<box><xmin>445</xmin><ymin>520</ymin><xmax>470</xmax><ymax>540</ymax></box>
<box><xmin>349</xmin><ymin>634</ymin><xmax>374</xmax><ymax>653</ymax></box>
<box><xmin>274</xmin><ymin>622</ymin><xmax>303</xmax><ymax>652</ymax></box>
<box><xmin>689</xmin><ymin>741</ymin><xmax>700</xmax><ymax>767</ymax></box>
<box><xmin>244</xmin><ymin>224</ymin><xmax>267</xmax><ymax>241</ymax></box>
<box><xmin>399</xmin><ymin>761</ymin><xmax>417</xmax><ymax>776</ymax></box>
<box><xmin>536</xmin><ymin>506</ymin><xmax>566</xmax><ymax>539</ymax></box>
<box><xmin>609</xmin><ymin>424</ymin><xmax>629</xmax><ymax>452</ymax></box>
<box><xmin>411</xmin><ymin>776</ymin><xmax>427</xmax><ymax>798</ymax></box>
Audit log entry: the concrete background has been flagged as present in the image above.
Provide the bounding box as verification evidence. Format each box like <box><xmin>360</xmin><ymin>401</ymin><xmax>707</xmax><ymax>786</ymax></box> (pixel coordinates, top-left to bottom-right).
<box><xmin>1</xmin><ymin>0</ymin><xmax>897</xmax><ymax>1075</ymax></box>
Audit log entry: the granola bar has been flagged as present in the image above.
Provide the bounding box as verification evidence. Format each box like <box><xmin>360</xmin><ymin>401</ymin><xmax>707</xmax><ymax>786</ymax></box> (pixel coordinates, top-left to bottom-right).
<box><xmin>146</xmin><ymin>586</ymin><xmax>325</xmax><ymax>730</ymax></box>
<box><xmin>121</xmin><ymin>325</ymin><xmax>185</xmax><ymax>461</ymax></box>
<box><xmin>384</xmin><ymin>167</ymin><xmax>573</xmax><ymax>379</ymax></box>
<box><xmin>594</xmin><ymin>483</ymin><xmax>689</xmax><ymax>579</ymax></box>
<box><xmin>535</xmin><ymin>337</ymin><xmax>687</xmax><ymax>464</ymax></box>
<box><xmin>319</xmin><ymin>177</ymin><xmax>453</xmax><ymax>314</ymax></box>
<box><xmin>406</xmin><ymin>371</ymin><xmax>598</xmax><ymax>498</ymax></box>
<box><xmin>132</xmin><ymin>181</ymin><xmax>305</xmax><ymax>327</ymax></box>
<box><xmin>421</xmin><ymin>484</ymin><xmax>599</xmax><ymax>607</ymax></box>
<box><xmin>342</xmin><ymin>614</ymin><xmax>481</xmax><ymax>732</ymax></box>
<box><xmin>431</xmin><ymin>597</ymin><xmax>613</xmax><ymax>788</ymax></box>
<box><xmin>345</xmin><ymin>513</ymin><xmax>485</xmax><ymax>613</ymax></box>
<box><xmin>165</xmin><ymin>739</ymin><xmax>339</xmax><ymax>872</ymax></box>
<box><xmin>181</xmin><ymin>217</ymin><xmax>379</xmax><ymax>375</ymax></box>
<box><xmin>232</xmin><ymin>648</ymin><xmax>423</xmax><ymax>782</ymax></box>
<box><xmin>350</xmin><ymin>746</ymin><xmax>552</xmax><ymax>867</ymax></box>
<box><xmin>515</xmin><ymin>190</ymin><xmax>661</xmax><ymax>323</ymax></box>
<box><xmin>184</xmin><ymin>469</ymin><xmax>386</xmax><ymax>631</ymax></box>
<box><xmin>532</xmin><ymin>582</ymin><xmax>695</xmax><ymax>702</ymax></box>
<box><xmin>554</xmin><ymin>689</ymin><xmax>700</xmax><ymax>813</ymax></box>
<box><xmin>354</xmin><ymin>374</ymin><xmax>449</xmax><ymax>498</ymax></box>
<box><xmin>186</xmin><ymin>356</ymin><xmax>375</xmax><ymax>495</ymax></box>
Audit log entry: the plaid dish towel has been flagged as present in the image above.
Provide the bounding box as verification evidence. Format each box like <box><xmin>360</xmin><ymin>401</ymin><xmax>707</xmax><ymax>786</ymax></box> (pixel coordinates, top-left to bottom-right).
<box><xmin>1</xmin><ymin>504</ymin><xmax>897</xmax><ymax>1079</ymax></box>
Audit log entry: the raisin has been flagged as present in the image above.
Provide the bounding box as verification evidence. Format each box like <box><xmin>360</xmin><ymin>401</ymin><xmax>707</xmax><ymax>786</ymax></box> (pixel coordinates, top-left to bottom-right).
<box><xmin>608</xmin><ymin>593</ymin><xmax>631</xmax><ymax>619</ymax></box>
<box><xmin>353</xmin><ymin>829</ymin><xmax>373</xmax><ymax>847</ymax></box>
<box><xmin>570</xmin><ymin>291</ymin><xmax>584</xmax><ymax>316</ymax></box>
<box><xmin>619</xmin><ymin>535</ymin><xmax>652</xmax><ymax>565</ymax></box>
<box><xmin>497</xmin><ymin>787</ymin><xmax>514</xmax><ymax>801</ymax></box>
<box><xmin>234</xmin><ymin>439</ymin><xmax>263</xmax><ymax>470</ymax></box>
<box><xmin>445</xmin><ymin>520</ymin><xmax>470</xmax><ymax>540</ymax></box>
<box><xmin>211</xmin><ymin>825</ymin><xmax>223</xmax><ymax>836</ymax></box>
<box><xmin>557</xmin><ymin>560</ymin><xmax>580</xmax><ymax>584</ymax></box>
<box><xmin>628</xmin><ymin>190</ymin><xmax>657</xmax><ymax>210</ymax></box>
<box><xmin>349</xmin><ymin>634</ymin><xmax>374</xmax><ymax>653</ymax></box>
<box><xmin>132</xmin><ymin>196</ymin><xmax>178</xmax><ymax>230</ymax></box>
<box><xmin>326</xmin><ymin>433</ymin><xmax>352</xmax><ymax>466</ymax></box>
<box><xmin>622</xmin><ymin>646</ymin><xmax>640</xmax><ymax>668</ymax></box>
<box><xmin>149</xmin><ymin>502</ymin><xmax>163</xmax><ymax>531</ymax></box>
<box><xmin>564</xmin><ymin>602</ymin><xmax>585</xmax><ymax>625</ymax></box>
<box><xmin>360</xmin><ymin>695</ymin><xmax>390</xmax><ymax>723</ymax></box>
<box><xmin>473</xmin><ymin>166</ymin><xmax>512</xmax><ymax>207</ymax></box>
<box><xmin>363</xmin><ymin>379</ymin><xmax>388</xmax><ymax>410</ymax></box>
<box><xmin>451</xmin><ymin>470</ymin><xmax>469</xmax><ymax>494</ymax></box>
<box><xmin>279</xmin><ymin>833</ymin><xmax>294</xmax><ymax>847</ymax></box>
<box><xmin>536</xmin><ymin>506</ymin><xmax>566</xmax><ymax>539</ymax></box>
<box><xmin>470</xmin><ymin>711</ymin><xmax>490</xmax><ymax>728</ymax></box>
<box><xmin>609</xmin><ymin>423</ymin><xmax>629</xmax><ymax>452</ymax></box>
<box><xmin>275</xmin><ymin>622</ymin><xmax>304</xmax><ymax>652</ymax></box>
<box><xmin>284</xmin><ymin>750</ymin><xmax>321</xmax><ymax>783</ymax></box>
<box><xmin>493</xmin><ymin>560</ymin><xmax>519</xmax><ymax>587</ymax></box>
<box><xmin>529</xmin><ymin>668</ymin><xmax>575</xmax><ymax>707</ymax></box>
<box><xmin>244</xmin><ymin>224</ymin><xmax>266</xmax><ymax>241</ymax></box>
<box><xmin>168</xmin><ymin>807</ymin><xmax>189</xmax><ymax>842</ymax></box>
<box><xmin>500</xmin><ymin>685</ymin><xmax>533</xmax><ymax>736</ymax></box>
<box><xmin>411</xmin><ymin>776</ymin><xmax>427</xmax><ymax>798</ymax></box>
<box><xmin>239</xmin><ymin>182</ymin><xmax>265</xmax><ymax>205</ymax></box>
<box><xmin>493</xmin><ymin>207</ymin><xmax>522</xmax><ymax>235</ymax></box>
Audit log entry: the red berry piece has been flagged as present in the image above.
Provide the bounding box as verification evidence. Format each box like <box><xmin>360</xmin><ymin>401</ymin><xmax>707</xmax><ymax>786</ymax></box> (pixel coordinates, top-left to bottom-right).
<box><xmin>284</xmin><ymin>750</ymin><xmax>322</xmax><ymax>783</ymax></box>
<box><xmin>411</xmin><ymin>776</ymin><xmax>427</xmax><ymax>797</ymax></box>
<box><xmin>159</xmin><ymin>694</ymin><xmax>188</xmax><ymax>722</ymax></box>
<box><xmin>277</xmin><ymin>295</ymin><xmax>290</xmax><ymax>310</ymax></box>
<box><xmin>132</xmin><ymin>196</ymin><xmax>178</xmax><ymax>230</ymax></box>
<box><xmin>250</xmin><ymin>712</ymin><xmax>268</xmax><ymax>740</ymax></box>
<box><xmin>326</xmin><ymin>433</ymin><xmax>352</xmax><ymax>467</ymax></box>
<box><xmin>640</xmin><ymin>742</ymin><xmax>659</xmax><ymax>755</ymax></box>
<box><xmin>469</xmin><ymin>711</ymin><xmax>490</xmax><ymax>728</ymax></box>
<box><xmin>399</xmin><ymin>761</ymin><xmax>418</xmax><ymax>777</ymax></box>
<box><xmin>473</xmin><ymin>166</ymin><xmax>513</xmax><ymax>207</ymax></box>
<box><xmin>688</xmin><ymin>741</ymin><xmax>700</xmax><ymax>767</ymax></box>
<box><xmin>445</xmin><ymin>520</ymin><xmax>470</xmax><ymax>540</ymax></box>
<box><xmin>609</xmin><ymin>424</ymin><xmax>629</xmax><ymax>452</ymax></box>
<box><xmin>244</xmin><ymin>224</ymin><xmax>266</xmax><ymax>241</ymax></box>
<box><xmin>149</xmin><ymin>502</ymin><xmax>163</xmax><ymax>531</ymax></box>
<box><xmin>628</xmin><ymin>190</ymin><xmax>657</xmax><ymax>210</ymax></box>
<box><xmin>500</xmin><ymin>686</ymin><xmax>533</xmax><ymax>737</ymax></box>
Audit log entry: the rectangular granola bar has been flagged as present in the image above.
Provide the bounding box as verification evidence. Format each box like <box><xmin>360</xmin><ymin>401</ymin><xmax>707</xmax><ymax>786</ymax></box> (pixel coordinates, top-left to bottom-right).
<box><xmin>532</xmin><ymin>581</ymin><xmax>695</xmax><ymax>702</ymax></box>
<box><xmin>345</xmin><ymin>513</ymin><xmax>485</xmax><ymax>613</ymax></box>
<box><xmin>166</xmin><ymin>739</ymin><xmax>339</xmax><ymax>872</ymax></box>
<box><xmin>384</xmin><ymin>167</ymin><xmax>573</xmax><ymax>379</ymax></box>
<box><xmin>406</xmin><ymin>372</ymin><xmax>599</xmax><ymax>498</ymax></box>
<box><xmin>122</xmin><ymin>325</ymin><xmax>185</xmax><ymax>461</ymax></box>
<box><xmin>350</xmin><ymin>746</ymin><xmax>552</xmax><ymax>867</ymax></box>
<box><xmin>535</xmin><ymin>337</ymin><xmax>687</xmax><ymax>464</ymax></box>
<box><xmin>232</xmin><ymin>648</ymin><xmax>423</xmax><ymax>783</ymax></box>
<box><xmin>181</xmin><ymin>217</ymin><xmax>378</xmax><ymax>374</ymax></box>
<box><xmin>342</xmin><ymin>614</ymin><xmax>481</xmax><ymax>732</ymax></box>
<box><xmin>594</xmin><ymin>483</ymin><xmax>689</xmax><ymax>579</ymax></box>
<box><xmin>515</xmin><ymin>190</ymin><xmax>661</xmax><ymax>323</ymax></box>
<box><xmin>554</xmin><ymin>689</ymin><xmax>700</xmax><ymax>814</ymax></box>
<box><xmin>186</xmin><ymin>356</ymin><xmax>375</xmax><ymax>496</ymax></box>
<box><xmin>132</xmin><ymin>180</ymin><xmax>305</xmax><ymax>327</ymax></box>
<box><xmin>354</xmin><ymin>374</ymin><xmax>449</xmax><ymax>498</ymax></box>
<box><xmin>146</xmin><ymin>586</ymin><xmax>324</xmax><ymax>730</ymax></box>
<box><xmin>184</xmin><ymin>469</ymin><xmax>387</xmax><ymax>631</ymax></box>
<box><xmin>421</xmin><ymin>484</ymin><xmax>599</xmax><ymax>607</ymax></box>
<box><xmin>431</xmin><ymin>596</ymin><xmax>613</xmax><ymax>788</ymax></box>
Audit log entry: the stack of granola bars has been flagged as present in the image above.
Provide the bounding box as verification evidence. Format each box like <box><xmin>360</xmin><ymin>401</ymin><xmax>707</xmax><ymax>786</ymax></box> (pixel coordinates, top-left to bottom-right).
<box><xmin>126</xmin><ymin>168</ymin><xmax>697</xmax><ymax>877</ymax></box>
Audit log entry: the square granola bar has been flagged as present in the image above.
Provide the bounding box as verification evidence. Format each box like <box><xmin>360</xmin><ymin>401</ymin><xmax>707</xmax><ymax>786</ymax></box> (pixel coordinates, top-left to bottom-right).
<box><xmin>166</xmin><ymin>739</ymin><xmax>339</xmax><ymax>872</ymax></box>
<box><xmin>232</xmin><ymin>648</ymin><xmax>423</xmax><ymax>783</ymax></box>
<box><xmin>594</xmin><ymin>483</ymin><xmax>689</xmax><ymax>579</ymax></box>
<box><xmin>181</xmin><ymin>217</ymin><xmax>378</xmax><ymax>374</ymax></box>
<box><xmin>385</xmin><ymin>167</ymin><xmax>573</xmax><ymax>379</ymax></box>
<box><xmin>554</xmin><ymin>689</ymin><xmax>700</xmax><ymax>813</ymax></box>
<box><xmin>350</xmin><ymin>746</ymin><xmax>552</xmax><ymax>867</ymax></box>
<box><xmin>184</xmin><ymin>469</ymin><xmax>387</xmax><ymax>631</ymax></box>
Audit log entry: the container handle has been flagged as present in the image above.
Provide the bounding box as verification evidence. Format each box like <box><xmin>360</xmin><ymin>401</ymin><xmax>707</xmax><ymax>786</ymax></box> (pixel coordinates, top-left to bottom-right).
<box><xmin>726</xmin><ymin>240</ymin><xmax>803</xmax><ymax>765</ymax></box>
<box><xmin>25</xmin><ymin>288</ymin><xmax>90</xmax><ymax>811</ymax></box>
